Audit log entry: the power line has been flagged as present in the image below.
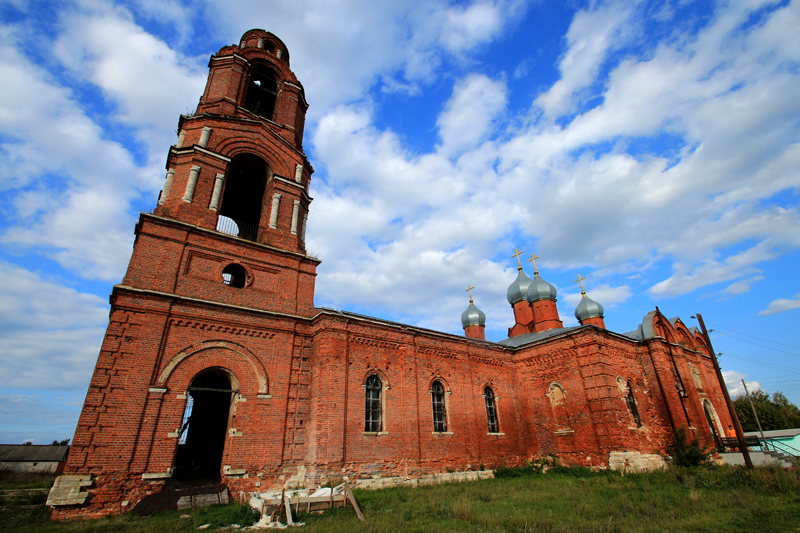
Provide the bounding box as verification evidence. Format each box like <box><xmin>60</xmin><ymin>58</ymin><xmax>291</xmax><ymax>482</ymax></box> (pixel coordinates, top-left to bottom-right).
<box><xmin>722</xmin><ymin>352</ymin><xmax>800</xmax><ymax>374</ymax></box>
<box><xmin>712</xmin><ymin>332</ymin><xmax>800</xmax><ymax>356</ymax></box>
<box><xmin>707</xmin><ymin>322</ymin><xmax>800</xmax><ymax>349</ymax></box>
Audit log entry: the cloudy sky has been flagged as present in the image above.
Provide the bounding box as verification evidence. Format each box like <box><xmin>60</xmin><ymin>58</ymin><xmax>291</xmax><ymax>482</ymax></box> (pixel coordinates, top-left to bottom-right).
<box><xmin>1</xmin><ymin>0</ymin><xmax>799</xmax><ymax>444</ymax></box>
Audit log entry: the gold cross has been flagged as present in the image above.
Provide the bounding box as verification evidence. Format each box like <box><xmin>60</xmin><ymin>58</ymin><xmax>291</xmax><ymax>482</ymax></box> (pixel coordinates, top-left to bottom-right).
<box><xmin>511</xmin><ymin>248</ymin><xmax>525</xmax><ymax>271</ymax></box>
<box><xmin>575</xmin><ymin>274</ymin><xmax>586</xmax><ymax>295</ymax></box>
<box><xmin>466</xmin><ymin>284</ymin><xmax>475</xmax><ymax>303</ymax></box>
<box><xmin>527</xmin><ymin>253</ymin><xmax>540</xmax><ymax>276</ymax></box>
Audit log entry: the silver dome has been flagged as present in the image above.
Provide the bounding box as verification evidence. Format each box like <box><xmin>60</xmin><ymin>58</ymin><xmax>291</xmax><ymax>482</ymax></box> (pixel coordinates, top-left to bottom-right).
<box><xmin>461</xmin><ymin>303</ymin><xmax>486</xmax><ymax>328</ymax></box>
<box><xmin>575</xmin><ymin>294</ymin><xmax>604</xmax><ymax>321</ymax></box>
<box><xmin>506</xmin><ymin>270</ymin><xmax>533</xmax><ymax>305</ymax></box>
<box><xmin>525</xmin><ymin>275</ymin><xmax>557</xmax><ymax>303</ymax></box>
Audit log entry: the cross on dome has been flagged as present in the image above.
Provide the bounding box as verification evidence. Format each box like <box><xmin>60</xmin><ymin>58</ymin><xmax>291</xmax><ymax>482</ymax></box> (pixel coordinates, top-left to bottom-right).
<box><xmin>466</xmin><ymin>284</ymin><xmax>475</xmax><ymax>304</ymax></box>
<box><xmin>527</xmin><ymin>253</ymin><xmax>540</xmax><ymax>276</ymax></box>
<box><xmin>511</xmin><ymin>248</ymin><xmax>525</xmax><ymax>272</ymax></box>
<box><xmin>575</xmin><ymin>274</ymin><xmax>587</xmax><ymax>296</ymax></box>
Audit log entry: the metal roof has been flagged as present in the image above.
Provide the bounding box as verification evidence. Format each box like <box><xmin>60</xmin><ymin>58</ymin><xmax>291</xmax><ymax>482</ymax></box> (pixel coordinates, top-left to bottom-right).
<box><xmin>498</xmin><ymin>326</ymin><xmax>581</xmax><ymax>348</ymax></box>
<box><xmin>0</xmin><ymin>445</ymin><xmax>69</xmax><ymax>462</ymax></box>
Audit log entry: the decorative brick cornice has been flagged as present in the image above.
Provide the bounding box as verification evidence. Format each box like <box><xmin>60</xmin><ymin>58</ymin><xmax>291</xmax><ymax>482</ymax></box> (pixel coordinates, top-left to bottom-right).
<box><xmin>351</xmin><ymin>336</ymin><xmax>402</xmax><ymax>350</ymax></box>
<box><xmin>169</xmin><ymin>318</ymin><xmax>275</xmax><ymax>338</ymax></box>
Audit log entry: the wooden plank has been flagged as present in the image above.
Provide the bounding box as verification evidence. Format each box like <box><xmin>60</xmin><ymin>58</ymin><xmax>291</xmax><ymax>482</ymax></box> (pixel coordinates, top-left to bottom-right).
<box><xmin>283</xmin><ymin>493</ymin><xmax>294</xmax><ymax>526</ymax></box>
<box><xmin>344</xmin><ymin>483</ymin><xmax>366</xmax><ymax>523</ymax></box>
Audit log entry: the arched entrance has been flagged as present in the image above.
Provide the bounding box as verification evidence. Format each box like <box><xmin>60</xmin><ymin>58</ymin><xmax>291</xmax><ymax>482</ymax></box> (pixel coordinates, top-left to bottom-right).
<box><xmin>173</xmin><ymin>370</ymin><xmax>235</xmax><ymax>482</ymax></box>
<box><xmin>702</xmin><ymin>401</ymin><xmax>722</xmax><ymax>451</ymax></box>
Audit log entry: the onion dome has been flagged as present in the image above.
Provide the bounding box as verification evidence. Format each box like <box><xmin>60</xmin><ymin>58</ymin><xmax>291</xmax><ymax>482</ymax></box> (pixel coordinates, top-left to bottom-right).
<box><xmin>506</xmin><ymin>270</ymin><xmax>533</xmax><ymax>305</ymax></box>
<box><xmin>575</xmin><ymin>293</ymin><xmax>604</xmax><ymax>321</ymax></box>
<box><xmin>525</xmin><ymin>274</ymin><xmax>558</xmax><ymax>303</ymax></box>
<box><xmin>461</xmin><ymin>302</ymin><xmax>486</xmax><ymax>328</ymax></box>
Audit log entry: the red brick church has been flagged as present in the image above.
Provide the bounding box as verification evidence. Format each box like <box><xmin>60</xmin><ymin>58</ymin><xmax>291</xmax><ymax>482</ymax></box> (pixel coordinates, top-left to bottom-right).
<box><xmin>50</xmin><ymin>30</ymin><xmax>734</xmax><ymax>518</ymax></box>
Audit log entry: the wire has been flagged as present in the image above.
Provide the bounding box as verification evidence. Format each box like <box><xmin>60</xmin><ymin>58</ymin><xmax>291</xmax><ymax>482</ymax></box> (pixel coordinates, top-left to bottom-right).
<box><xmin>711</xmin><ymin>332</ymin><xmax>800</xmax><ymax>357</ymax></box>
<box><xmin>707</xmin><ymin>322</ymin><xmax>800</xmax><ymax>349</ymax></box>
<box><xmin>722</xmin><ymin>352</ymin><xmax>800</xmax><ymax>374</ymax></box>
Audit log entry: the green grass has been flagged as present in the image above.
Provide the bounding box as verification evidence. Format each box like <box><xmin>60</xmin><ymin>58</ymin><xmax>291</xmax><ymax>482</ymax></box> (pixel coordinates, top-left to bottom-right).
<box><xmin>2</xmin><ymin>466</ymin><xmax>800</xmax><ymax>532</ymax></box>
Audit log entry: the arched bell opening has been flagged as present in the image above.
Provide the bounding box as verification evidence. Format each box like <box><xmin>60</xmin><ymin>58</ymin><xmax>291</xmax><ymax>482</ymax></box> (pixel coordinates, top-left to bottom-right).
<box><xmin>173</xmin><ymin>370</ymin><xmax>236</xmax><ymax>483</ymax></box>
<box><xmin>217</xmin><ymin>154</ymin><xmax>269</xmax><ymax>242</ymax></box>
<box><xmin>243</xmin><ymin>64</ymin><xmax>278</xmax><ymax>120</ymax></box>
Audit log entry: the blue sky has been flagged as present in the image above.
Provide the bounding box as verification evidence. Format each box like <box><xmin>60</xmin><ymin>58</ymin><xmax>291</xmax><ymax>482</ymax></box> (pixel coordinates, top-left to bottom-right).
<box><xmin>1</xmin><ymin>0</ymin><xmax>799</xmax><ymax>444</ymax></box>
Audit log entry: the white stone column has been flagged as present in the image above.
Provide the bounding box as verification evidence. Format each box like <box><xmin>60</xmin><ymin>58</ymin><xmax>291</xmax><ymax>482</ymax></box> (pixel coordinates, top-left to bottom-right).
<box><xmin>291</xmin><ymin>200</ymin><xmax>301</xmax><ymax>234</ymax></box>
<box><xmin>301</xmin><ymin>214</ymin><xmax>308</xmax><ymax>244</ymax></box>
<box><xmin>199</xmin><ymin>127</ymin><xmax>212</xmax><ymax>148</ymax></box>
<box><xmin>257</xmin><ymin>37</ymin><xmax>264</xmax><ymax>49</ymax></box>
<box><xmin>176</xmin><ymin>130</ymin><xmax>186</xmax><ymax>148</ymax></box>
<box><xmin>208</xmin><ymin>173</ymin><xmax>225</xmax><ymax>211</ymax></box>
<box><xmin>276</xmin><ymin>49</ymin><xmax>283</xmax><ymax>59</ymax></box>
<box><xmin>159</xmin><ymin>169</ymin><xmax>175</xmax><ymax>205</ymax></box>
<box><xmin>268</xmin><ymin>194</ymin><xmax>281</xmax><ymax>229</ymax></box>
<box><xmin>294</xmin><ymin>164</ymin><xmax>303</xmax><ymax>183</ymax></box>
<box><xmin>182</xmin><ymin>165</ymin><xmax>201</xmax><ymax>203</ymax></box>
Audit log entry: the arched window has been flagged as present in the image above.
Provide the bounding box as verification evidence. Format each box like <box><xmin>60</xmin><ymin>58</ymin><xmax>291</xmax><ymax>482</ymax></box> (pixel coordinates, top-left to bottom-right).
<box><xmin>484</xmin><ymin>386</ymin><xmax>499</xmax><ymax>433</ymax></box>
<box><xmin>625</xmin><ymin>380</ymin><xmax>642</xmax><ymax>427</ymax></box>
<box><xmin>364</xmin><ymin>374</ymin><xmax>382</xmax><ymax>432</ymax></box>
<box><xmin>548</xmin><ymin>383</ymin><xmax>571</xmax><ymax>430</ymax></box>
<box><xmin>431</xmin><ymin>380</ymin><xmax>447</xmax><ymax>432</ymax></box>
<box><xmin>244</xmin><ymin>64</ymin><xmax>279</xmax><ymax>120</ymax></box>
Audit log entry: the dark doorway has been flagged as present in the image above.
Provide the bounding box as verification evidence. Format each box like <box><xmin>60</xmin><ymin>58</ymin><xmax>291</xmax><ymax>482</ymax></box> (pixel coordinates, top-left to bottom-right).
<box><xmin>173</xmin><ymin>371</ymin><xmax>234</xmax><ymax>483</ymax></box>
<box><xmin>218</xmin><ymin>154</ymin><xmax>268</xmax><ymax>241</ymax></box>
<box><xmin>703</xmin><ymin>403</ymin><xmax>722</xmax><ymax>451</ymax></box>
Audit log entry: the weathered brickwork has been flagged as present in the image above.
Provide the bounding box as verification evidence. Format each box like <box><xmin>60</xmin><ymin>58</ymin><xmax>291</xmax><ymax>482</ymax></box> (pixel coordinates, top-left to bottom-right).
<box><xmin>52</xmin><ymin>29</ymin><xmax>735</xmax><ymax>519</ymax></box>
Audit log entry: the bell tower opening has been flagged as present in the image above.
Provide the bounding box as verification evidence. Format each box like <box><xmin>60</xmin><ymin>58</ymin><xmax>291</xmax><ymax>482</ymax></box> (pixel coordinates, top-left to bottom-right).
<box><xmin>243</xmin><ymin>64</ymin><xmax>278</xmax><ymax>119</ymax></box>
<box><xmin>173</xmin><ymin>371</ymin><xmax>234</xmax><ymax>483</ymax></box>
<box><xmin>218</xmin><ymin>154</ymin><xmax>269</xmax><ymax>241</ymax></box>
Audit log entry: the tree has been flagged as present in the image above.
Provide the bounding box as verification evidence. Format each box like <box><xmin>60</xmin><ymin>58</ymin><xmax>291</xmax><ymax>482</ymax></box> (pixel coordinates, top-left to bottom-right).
<box><xmin>733</xmin><ymin>390</ymin><xmax>800</xmax><ymax>431</ymax></box>
<box><xmin>51</xmin><ymin>439</ymin><xmax>71</xmax><ymax>446</ymax></box>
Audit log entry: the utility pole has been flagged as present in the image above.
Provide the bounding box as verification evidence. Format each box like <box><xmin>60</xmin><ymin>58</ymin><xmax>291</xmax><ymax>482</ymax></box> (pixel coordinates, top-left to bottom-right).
<box><xmin>693</xmin><ymin>313</ymin><xmax>753</xmax><ymax>469</ymax></box>
<box><xmin>742</xmin><ymin>379</ymin><xmax>766</xmax><ymax>447</ymax></box>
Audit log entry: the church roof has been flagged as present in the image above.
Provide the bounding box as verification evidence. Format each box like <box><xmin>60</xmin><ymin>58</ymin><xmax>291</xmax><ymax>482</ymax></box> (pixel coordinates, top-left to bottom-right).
<box><xmin>461</xmin><ymin>302</ymin><xmax>486</xmax><ymax>328</ymax></box>
<box><xmin>498</xmin><ymin>326</ymin><xmax>581</xmax><ymax>347</ymax></box>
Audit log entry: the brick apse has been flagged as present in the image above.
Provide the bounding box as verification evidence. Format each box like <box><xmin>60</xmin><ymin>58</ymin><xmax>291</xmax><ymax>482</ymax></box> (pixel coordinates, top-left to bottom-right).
<box><xmin>50</xmin><ymin>29</ymin><xmax>735</xmax><ymax>518</ymax></box>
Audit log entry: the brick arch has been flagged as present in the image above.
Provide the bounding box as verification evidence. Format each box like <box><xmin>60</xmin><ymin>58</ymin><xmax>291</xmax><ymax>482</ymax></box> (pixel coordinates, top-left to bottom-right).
<box><xmin>214</xmin><ymin>137</ymin><xmax>298</xmax><ymax>178</ymax></box>
<box><xmin>157</xmin><ymin>340</ymin><xmax>268</xmax><ymax>394</ymax></box>
<box><xmin>362</xmin><ymin>368</ymin><xmax>390</xmax><ymax>389</ymax></box>
<box><xmin>674</xmin><ymin>322</ymin><xmax>695</xmax><ymax>348</ymax></box>
<box><xmin>427</xmin><ymin>375</ymin><xmax>451</xmax><ymax>392</ymax></box>
<box><xmin>694</xmin><ymin>333</ymin><xmax>709</xmax><ymax>355</ymax></box>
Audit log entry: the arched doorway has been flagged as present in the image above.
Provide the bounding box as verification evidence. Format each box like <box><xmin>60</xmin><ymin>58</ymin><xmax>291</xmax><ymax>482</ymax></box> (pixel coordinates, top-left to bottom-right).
<box><xmin>702</xmin><ymin>401</ymin><xmax>722</xmax><ymax>451</ymax></box>
<box><xmin>174</xmin><ymin>370</ymin><xmax>235</xmax><ymax>482</ymax></box>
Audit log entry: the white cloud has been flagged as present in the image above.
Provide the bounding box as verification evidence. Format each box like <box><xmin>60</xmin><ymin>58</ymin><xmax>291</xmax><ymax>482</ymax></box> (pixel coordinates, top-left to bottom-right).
<box><xmin>724</xmin><ymin>370</ymin><xmax>760</xmax><ymax>400</ymax></box>
<box><xmin>53</xmin><ymin>3</ymin><xmax>207</xmax><ymax>159</ymax></box>
<box><xmin>533</xmin><ymin>1</ymin><xmax>637</xmax><ymax>119</ymax></box>
<box><xmin>437</xmin><ymin>74</ymin><xmax>507</xmax><ymax>156</ymax></box>
<box><xmin>759</xmin><ymin>292</ymin><xmax>800</xmax><ymax>316</ymax></box>
<box><xmin>561</xmin><ymin>283</ymin><xmax>633</xmax><ymax>308</ymax></box>
<box><xmin>721</xmin><ymin>276</ymin><xmax>764</xmax><ymax>296</ymax></box>
<box><xmin>0</xmin><ymin>261</ymin><xmax>107</xmax><ymax>390</ymax></box>
<box><xmin>439</xmin><ymin>2</ymin><xmax>504</xmax><ymax>52</ymax></box>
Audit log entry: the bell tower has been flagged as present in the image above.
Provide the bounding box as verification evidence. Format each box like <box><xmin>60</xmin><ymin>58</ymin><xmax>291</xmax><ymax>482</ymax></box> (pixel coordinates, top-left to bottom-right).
<box><xmin>53</xmin><ymin>30</ymin><xmax>320</xmax><ymax>518</ymax></box>
<box><xmin>154</xmin><ymin>30</ymin><xmax>311</xmax><ymax>254</ymax></box>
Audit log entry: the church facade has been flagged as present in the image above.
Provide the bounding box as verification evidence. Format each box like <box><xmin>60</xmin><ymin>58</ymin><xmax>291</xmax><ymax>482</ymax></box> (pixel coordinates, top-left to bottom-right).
<box><xmin>50</xmin><ymin>30</ymin><xmax>734</xmax><ymax>518</ymax></box>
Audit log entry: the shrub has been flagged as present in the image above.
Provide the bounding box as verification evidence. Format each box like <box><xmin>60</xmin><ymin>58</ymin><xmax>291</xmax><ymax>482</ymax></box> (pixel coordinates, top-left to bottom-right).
<box><xmin>664</xmin><ymin>427</ymin><xmax>712</xmax><ymax>467</ymax></box>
